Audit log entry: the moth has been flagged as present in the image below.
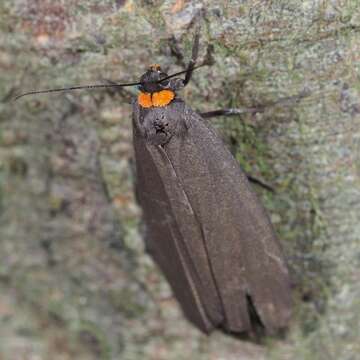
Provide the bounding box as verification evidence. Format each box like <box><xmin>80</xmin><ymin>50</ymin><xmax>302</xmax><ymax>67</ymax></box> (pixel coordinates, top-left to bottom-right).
<box><xmin>14</xmin><ymin>28</ymin><xmax>292</xmax><ymax>336</ymax></box>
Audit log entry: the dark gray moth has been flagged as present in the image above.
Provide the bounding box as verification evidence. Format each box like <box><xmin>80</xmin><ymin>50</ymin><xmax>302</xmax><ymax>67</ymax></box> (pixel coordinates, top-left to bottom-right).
<box><xmin>133</xmin><ymin>100</ymin><xmax>292</xmax><ymax>334</ymax></box>
<box><xmin>131</xmin><ymin>32</ymin><xmax>292</xmax><ymax>335</ymax></box>
<box><xmin>14</xmin><ymin>29</ymin><xmax>292</xmax><ymax>336</ymax></box>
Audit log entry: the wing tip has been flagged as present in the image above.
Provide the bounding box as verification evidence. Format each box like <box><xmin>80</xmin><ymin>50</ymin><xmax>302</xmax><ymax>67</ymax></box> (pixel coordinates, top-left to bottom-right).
<box><xmin>213</xmin><ymin>292</ymin><xmax>292</xmax><ymax>338</ymax></box>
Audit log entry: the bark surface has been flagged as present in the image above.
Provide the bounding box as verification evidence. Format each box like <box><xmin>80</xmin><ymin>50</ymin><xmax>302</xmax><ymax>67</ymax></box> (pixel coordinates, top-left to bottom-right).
<box><xmin>1</xmin><ymin>1</ymin><xmax>359</xmax><ymax>359</ymax></box>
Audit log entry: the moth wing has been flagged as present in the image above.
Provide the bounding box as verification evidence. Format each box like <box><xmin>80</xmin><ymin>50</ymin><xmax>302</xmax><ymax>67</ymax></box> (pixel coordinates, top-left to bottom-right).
<box><xmin>162</xmin><ymin>106</ymin><xmax>292</xmax><ymax>334</ymax></box>
<box><xmin>133</xmin><ymin>125</ymin><xmax>224</xmax><ymax>332</ymax></box>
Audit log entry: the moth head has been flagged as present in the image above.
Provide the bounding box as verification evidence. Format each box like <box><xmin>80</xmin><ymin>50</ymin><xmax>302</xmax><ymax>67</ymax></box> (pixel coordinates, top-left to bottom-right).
<box><xmin>138</xmin><ymin>64</ymin><xmax>170</xmax><ymax>93</ymax></box>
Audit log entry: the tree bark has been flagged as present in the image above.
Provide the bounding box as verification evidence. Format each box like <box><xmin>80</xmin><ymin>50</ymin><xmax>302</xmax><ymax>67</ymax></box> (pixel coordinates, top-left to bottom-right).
<box><xmin>1</xmin><ymin>1</ymin><xmax>359</xmax><ymax>359</ymax></box>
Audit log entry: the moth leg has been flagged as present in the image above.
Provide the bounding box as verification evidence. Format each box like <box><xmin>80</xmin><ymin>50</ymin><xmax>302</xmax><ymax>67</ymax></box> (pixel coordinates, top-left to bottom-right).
<box><xmin>200</xmin><ymin>107</ymin><xmax>264</xmax><ymax>118</ymax></box>
<box><xmin>168</xmin><ymin>35</ymin><xmax>187</xmax><ymax>69</ymax></box>
<box><xmin>200</xmin><ymin>90</ymin><xmax>311</xmax><ymax>119</ymax></box>
<box><xmin>183</xmin><ymin>25</ymin><xmax>201</xmax><ymax>87</ymax></box>
<box><xmin>245</xmin><ymin>174</ymin><xmax>275</xmax><ymax>193</ymax></box>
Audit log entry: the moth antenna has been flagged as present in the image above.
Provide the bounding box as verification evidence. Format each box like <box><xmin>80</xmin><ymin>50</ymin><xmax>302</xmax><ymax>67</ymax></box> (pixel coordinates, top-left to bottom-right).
<box><xmin>13</xmin><ymin>81</ymin><xmax>142</xmax><ymax>101</ymax></box>
<box><xmin>158</xmin><ymin>63</ymin><xmax>206</xmax><ymax>83</ymax></box>
<box><xmin>13</xmin><ymin>63</ymin><xmax>207</xmax><ymax>101</ymax></box>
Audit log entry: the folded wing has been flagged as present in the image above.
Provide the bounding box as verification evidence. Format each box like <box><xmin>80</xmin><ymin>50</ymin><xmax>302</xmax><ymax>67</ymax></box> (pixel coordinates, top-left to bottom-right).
<box><xmin>133</xmin><ymin>102</ymin><xmax>292</xmax><ymax>334</ymax></box>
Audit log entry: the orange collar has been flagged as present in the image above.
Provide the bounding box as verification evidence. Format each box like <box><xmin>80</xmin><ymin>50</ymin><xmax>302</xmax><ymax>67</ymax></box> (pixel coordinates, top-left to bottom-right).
<box><xmin>138</xmin><ymin>90</ymin><xmax>175</xmax><ymax>108</ymax></box>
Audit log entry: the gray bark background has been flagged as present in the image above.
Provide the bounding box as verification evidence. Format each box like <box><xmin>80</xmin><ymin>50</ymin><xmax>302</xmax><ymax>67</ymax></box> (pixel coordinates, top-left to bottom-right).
<box><xmin>1</xmin><ymin>1</ymin><xmax>359</xmax><ymax>359</ymax></box>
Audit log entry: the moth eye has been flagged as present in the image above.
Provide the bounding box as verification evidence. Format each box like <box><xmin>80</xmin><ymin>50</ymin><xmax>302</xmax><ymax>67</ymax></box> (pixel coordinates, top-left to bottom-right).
<box><xmin>160</xmin><ymin>80</ymin><xmax>169</xmax><ymax>87</ymax></box>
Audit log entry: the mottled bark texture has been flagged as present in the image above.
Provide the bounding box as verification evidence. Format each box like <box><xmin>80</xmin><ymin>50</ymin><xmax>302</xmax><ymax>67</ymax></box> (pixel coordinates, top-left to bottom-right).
<box><xmin>1</xmin><ymin>1</ymin><xmax>359</xmax><ymax>359</ymax></box>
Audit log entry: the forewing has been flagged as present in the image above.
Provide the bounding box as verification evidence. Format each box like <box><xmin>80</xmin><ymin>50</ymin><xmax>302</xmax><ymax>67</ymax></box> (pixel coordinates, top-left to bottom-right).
<box><xmin>133</xmin><ymin>123</ymin><xmax>224</xmax><ymax>332</ymax></box>
<box><xmin>162</xmin><ymin>105</ymin><xmax>292</xmax><ymax>334</ymax></box>
<box><xmin>133</xmin><ymin>100</ymin><xmax>292</xmax><ymax>335</ymax></box>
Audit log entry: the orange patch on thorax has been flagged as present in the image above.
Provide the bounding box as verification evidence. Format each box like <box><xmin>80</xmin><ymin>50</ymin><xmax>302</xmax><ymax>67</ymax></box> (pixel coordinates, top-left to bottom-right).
<box><xmin>138</xmin><ymin>90</ymin><xmax>175</xmax><ymax>108</ymax></box>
